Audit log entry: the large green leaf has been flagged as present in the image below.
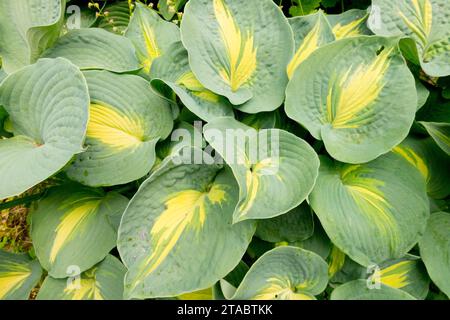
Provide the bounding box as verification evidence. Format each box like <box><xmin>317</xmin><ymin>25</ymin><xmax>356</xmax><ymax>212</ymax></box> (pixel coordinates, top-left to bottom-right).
<box><xmin>65</xmin><ymin>70</ymin><xmax>173</xmax><ymax>187</ymax></box>
<box><xmin>367</xmin><ymin>254</ymin><xmax>429</xmax><ymax>299</ymax></box>
<box><xmin>232</xmin><ymin>246</ymin><xmax>328</xmax><ymax>300</ymax></box>
<box><xmin>42</xmin><ymin>28</ymin><xmax>140</xmax><ymax>72</ymax></box>
<box><xmin>327</xmin><ymin>9</ymin><xmax>371</xmax><ymax>39</ymax></box>
<box><xmin>31</xmin><ymin>185</ymin><xmax>128</xmax><ymax>278</ymax></box>
<box><xmin>331</xmin><ymin>279</ymin><xmax>416</xmax><ymax>300</ymax></box>
<box><xmin>0</xmin><ymin>0</ymin><xmax>64</xmax><ymax>74</ymax></box>
<box><xmin>180</xmin><ymin>0</ymin><xmax>293</xmax><ymax>112</ymax></box>
<box><xmin>419</xmin><ymin>212</ymin><xmax>450</xmax><ymax>297</ymax></box>
<box><xmin>255</xmin><ymin>201</ymin><xmax>314</xmax><ymax>243</ymax></box>
<box><xmin>368</xmin><ymin>0</ymin><xmax>450</xmax><ymax>77</ymax></box>
<box><xmin>309</xmin><ymin>153</ymin><xmax>429</xmax><ymax>267</ymax></box>
<box><xmin>285</xmin><ymin>36</ymin><xmax>417</xmax><ymax>164</ymax></box>
<box><xmin>125</xmin><ymin>3</ymin><xmax>180</xmax><ymax>75</ymax></box>
<box><xmin>150</xmin><ymin>42</ymin><xmax>234</xmax><ymax>122</ymax></box>
<box><xmin>203</xmin><ymin>117</ymin><xmax>319</xmax><ymax>222</ymax></box>
<box><xmin>117</xmin><ymin>147</ymin><xmax>256</xmax><ymax>299</ymax></box>
<box><xmin>0</xmin><ymin>58</ymin><xmax>89</xmax><ymax>200</ymax></box>
<box><xmin>36</xmin><ymin>255</ymin><xmax>126</xmax><ymax>300</ymax></box>
<box><xmin>392</xmin><ymin>136</ymin><xmax>450</xmax><ymax>199</ymax></box>
<box><xmin>0</xmin><ymin>250</ymin><xmax>43</xmax><ymax>300</ymax></box>
<box><xmin>287</xmin><ymin>11</ymin><xmax>335</xmax><ymax>79</ymax></box>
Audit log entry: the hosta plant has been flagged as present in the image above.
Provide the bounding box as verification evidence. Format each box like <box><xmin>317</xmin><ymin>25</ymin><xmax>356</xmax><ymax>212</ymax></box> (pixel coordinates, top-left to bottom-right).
<box><xmin>0</xmin><ymin>0</ymin><xmax>449</xmax><ymax>301</ymax></box>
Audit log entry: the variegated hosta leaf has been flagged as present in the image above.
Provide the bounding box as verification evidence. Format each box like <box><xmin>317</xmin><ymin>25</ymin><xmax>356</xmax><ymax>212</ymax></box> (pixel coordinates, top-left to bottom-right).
<box><xmin>285</xmin><ymin>36</ymin><xmax>417</xmax><ymax>164</ymax></box>
<box><xmin>287</xmin><ymin>11</ymin><xmax>335</xmax><ymax>79</ymax></box>
<box><xmin>369</xmin><ymin>0</ymin><xmax>450</xmax><ymax>77</ymax></box>
<box><xmin>0</xmin><ymin>69</ymin><xmax>6</xmax><ymax>84</ymax></box>
<box><xmin>309</xmin><ymin>153</ymin><xmax>429</xmax><ymax>267</ymax></box>
<box><xmin>117</xmin><ymin>148</ymin><xmax>256</xmax><ymax>299</ymax></box>
<box><xmin>419</xmin><ymin>212</ymin><xmax>450</xmax><ymax>297</ymax></box>
<box><xmin>180</xmin><ymin>0</ymin><xmax>293</xmax><ymax>112</ymax></box>
<box><xmin>97</xmin><ymin>1</ymin><xmax>130</xmax><ymax>34</ymax></box>
<box><xmin>327</xmin><ymin>9</ymin><xmax>372</xmax><ymax>39</ymax></box>
<box><xmin>367</xmin><ymin>255</ymin><xmax>430</xmax><ymax>299</ymax></box>
<box><xmin>0</xmin><ymin>250</ymin><xmax>43</xmax><ymax>300</ymax></box>
<box><xmin>150</xmin><ymin>41</ymin><xmax>234</xmax><ymax>122</ymax></box>
<box><xmin>392</xmin><ymin>136</ymin><xmax>450</xmax><ymax>199</ymax></box>
<box><xmin>0</xmin><ymin>0</ymin><xmax>64</xmax><ymax>73</ymax></box>
<box><xmin>159</xmin><ymin>0</ymin><xmax>187</xmax><ymax>20</ymax></box>
<box><xmin>0</xmin><ymin>58</ymin><xmax>89</xmax><ymax>200</ymax></box>
<box><xmin>36</xmin><ymin>255</ymin><xmax>126</xmax><ymax>300</ymax></box>
<box><xmin>125</xmin><ymin>3</ymin><xmax>180</xmax><ymax>75</ymax></box>
<box><xmin>419</xmin><ymin>122</ymin><xmax>450</xmax><ymax>156</ymax></box>
<box><xmin>65</xmin><ymin>70</ymin><xmax>173</xmax><ymax>187</ymax></box>
<box><xmin>255</xmin><ymin>202</ymin><xmax>314</xmax><ymax>243</ymax></box>
<box><xmin>31</xmin><ymin>185</ymin><xmax>128</xmax><ymax>278</ymax></box>
<box><xmin>203</xmin><ymin>117</ymin><xmax>319</xmax><ymax>222</ymax></box>
<box><xmin>42</xmin><ymin>28</ymin><xmax>140</xmax><ymax>73</ymax></box>
<box><xmin>232</xmin><ymin>247</ymin><xmax>328</xmax><ymax>300</ymax></box>
<box><xmin>331</xmin><ymin>279</ymin><xmax>416</xmax><ymax>300</ymax></box>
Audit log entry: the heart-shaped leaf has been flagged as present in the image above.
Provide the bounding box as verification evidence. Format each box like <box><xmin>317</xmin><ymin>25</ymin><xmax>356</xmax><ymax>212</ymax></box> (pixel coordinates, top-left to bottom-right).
<box><xmin>31</xmin><ymin>185</ymin><xmax>128</xmax><ymax>278</ymax></box>
<box><xmin>117</xmin><ymin>147</ymin><xmax>256</xmax><ymax>299</ymax></box>
<box><xmin>232</xmin><ymin>246</ymin><xmax>328</xmax><ymax>300</ymax></box>
<box><xmin>65</xmin><ymin>70</ymin><xmax>173</xmax><ymax>187</ymax></box>
<box><xmin>204</xmin><ymin>117</ymin><xmax>319</xmax><ymax>222</ymax></box>
<box><xmin>0</xmin><ymin>58</ymin><xmax>89</xmax><ymax>200</ymax></box>
<box><xmin>309</xmin><ymin>153</ymin><xmax>429</xmax><ymax>267</ymax></box>
<box><xmin>285</xmin><ymin>36</ymin><xmax>417</xmax><ymax>164</ymax></box>
<box><xmin>180</xmin><ymin>0</ymin><xmax>293</xmax><ymax>112</ymax></box>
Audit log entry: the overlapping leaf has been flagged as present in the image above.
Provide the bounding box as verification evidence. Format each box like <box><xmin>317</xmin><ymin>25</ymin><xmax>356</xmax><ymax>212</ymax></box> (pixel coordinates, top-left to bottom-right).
<box><xmin>286</xmin><ymin>36</ymin><xmax>417</xmax><ymax>163</ymax></box>
<box><xmin>327</xmin><ymin>9</ymin><xmax>371</xmax><ymax>39</ymax></box>
<box><xmin>125</xmin><ymin>3</ymin><xmax>180</xmax><ymax>75</ymax></box>
<box><xmin>150</xmin><ymin>42</ymin><xmax>234</xmax><ymax>122</ymax></box>
<box><xmin>392</xmin><ymin>136</ymin><xmax>450</xmax><ymax>199</ymax></box>
<box><xmin>0</xmin><ymin>0</ymin><xmax>64</xmax><ymax>73</ymax></box>
<box><xmin>232</xmin><ymin>247</ymin><xmax>328</xmax><ymax>300</ymax></box>
<box><xmin>31</xmin><ymin>185</ymin><xmax>128</xmax><ymax>278</ymax></box>
<box><xmin>118</xmin><ymin>147</ymin><xmax>256</xmax><ymax>299</ymax></box>
<box><xmin>204</xmin><ymin>117</ymin><xmax>319</xmax><ymax>222</ymax></box>
<box><xmin>368</xmin><ymin>0</ymin><xmax>450</xmax><ymax>77</ymax></box>
<box><xmin>42</xmin><ymin>28</ymin><xmax>140</xmax><ymax>72</ymax></box>
<box><xmin>287</xmin><ymin>11</ymin><xmax>335</xmax><ymax>79</ymax></box>
<box><xmin>180</xmin><ymin>0</ymin><xmax>293</xmax><ymax>112</ymax></box>
<box><xmin>0</xmin><ymin>58</ymin><xmax>89</xmax><ymax>200</ymax></box>
<box><xmin>65</xmin><ymin>70</ymin><xmax>173</xmax><ymax>187</ymax></box>
<box><xmin>309</xmin><ymin>153</ymin><xmax>429</xmax><ymax>267</ymax></box>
